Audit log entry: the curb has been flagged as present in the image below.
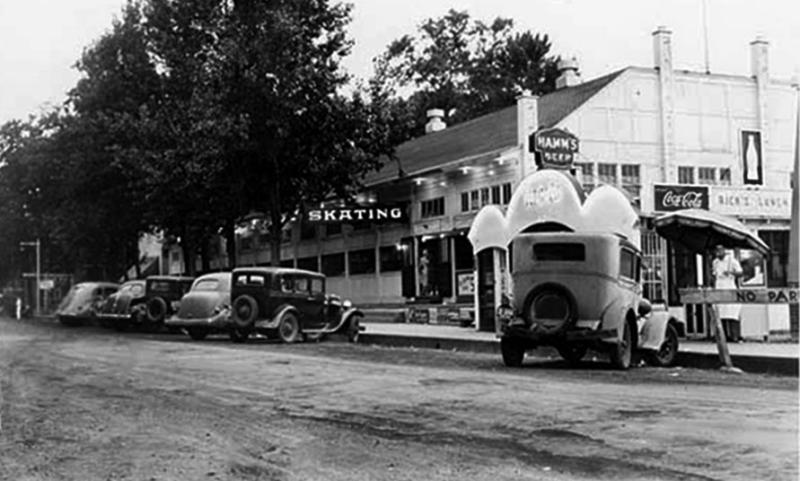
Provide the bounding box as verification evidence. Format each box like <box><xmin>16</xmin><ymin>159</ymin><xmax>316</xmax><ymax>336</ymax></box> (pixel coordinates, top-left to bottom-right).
<box><xmin>359</xmin><ymin>333</ymin><xmax>798</xmax><ymax>376</ymax></box>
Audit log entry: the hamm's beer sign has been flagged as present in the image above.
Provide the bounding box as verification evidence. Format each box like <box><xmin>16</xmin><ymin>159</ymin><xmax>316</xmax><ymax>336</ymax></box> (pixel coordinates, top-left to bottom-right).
<box><xmin>530</xmin><ymin>127</ymin><xmax>579</xmax><ymax>170</ymax></box>
<box><xmin>307</xmin><ymin>205</ymin><xmax>407</xmax><ymax>224</ymax></box>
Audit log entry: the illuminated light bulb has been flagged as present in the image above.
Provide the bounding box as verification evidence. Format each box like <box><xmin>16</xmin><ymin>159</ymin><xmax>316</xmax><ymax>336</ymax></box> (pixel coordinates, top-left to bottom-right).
<box><xmin>488</xmin><ymin>169</ymin><xmax>496</xmax><ymax>176</ymax></box>
<box><xmin>460</xmin><ymin>166</ymin><xmax>470</xmax><ymax>174</ymax></box>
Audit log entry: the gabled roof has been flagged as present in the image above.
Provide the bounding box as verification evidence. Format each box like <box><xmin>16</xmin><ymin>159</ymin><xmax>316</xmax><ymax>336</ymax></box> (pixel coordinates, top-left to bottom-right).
<box><xmin>365</xmin><ymin>68</ymin><xmax>626</xmax><ymax>186</ymax></box>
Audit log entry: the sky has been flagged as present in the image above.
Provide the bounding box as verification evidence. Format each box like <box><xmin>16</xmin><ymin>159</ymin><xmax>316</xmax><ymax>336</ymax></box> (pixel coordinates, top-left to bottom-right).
<box><xmin>1</xmin><ymin>0</ymin><xmax>799</xmax><ymax>125</ymax></box>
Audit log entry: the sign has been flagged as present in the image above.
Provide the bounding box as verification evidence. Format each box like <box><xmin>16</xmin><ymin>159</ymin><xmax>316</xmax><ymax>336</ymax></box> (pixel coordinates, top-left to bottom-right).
<box><xmin>523</xmin><ymin>180</ymin><xmax>564</xmax><ymax>209</ymax></box>
<box><xmin>653</xmin><ymin>184</ymin><xmax>709</xmax><ymax>212</ymax></box>
<box><xmin>709</xmin><ymin>187</ymin><xmax>791</xmax><ymax>218</ymax></box>
<box><xmin>306</xmin><ymin>205</ymin><xmax>408</xmax><ymax>224</ymax></box>
<box><xmin>456</xmin><ymin>272</ymin><xmax>475</xmax><ymax>297</ymax></box>
<box><xmin>530</xmin><ymin>128</ymin><xmax>579</xmax><ymax>170</ymax></box>
<box><xmin>39</xmin><ymin>280</ymin><xmax>54</xmax><ymax>290</ymax></box>
<box><xmin>741</xmin><ymin>130</ymin><xmax>763</xmax><ymax>185</ymax></box>
<box><xmin>409</xmin><ymin>307</ymin><xmax>431</xmax><ymax>324</ymax></box>
<box><xmin>679</xmin><ymin>288</ymin><xmax>800</xmax><ymax>304</ymax></box>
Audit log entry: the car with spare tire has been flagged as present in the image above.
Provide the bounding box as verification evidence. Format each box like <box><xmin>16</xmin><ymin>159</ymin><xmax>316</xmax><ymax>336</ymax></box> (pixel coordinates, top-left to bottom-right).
<box><xmin>497</xmin><ymin>232</ymin><xmax>681</xmax><ymax>370</ymax></box>
<box><xmin>228</xmin><ymin>267</ymin><xmax>363</xmax><ymax>344</ymax></box>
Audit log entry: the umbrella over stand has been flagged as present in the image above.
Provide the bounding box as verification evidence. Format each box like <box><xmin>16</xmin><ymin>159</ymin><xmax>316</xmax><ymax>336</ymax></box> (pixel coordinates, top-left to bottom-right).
<box><xmin>654</xmin><ymin>208</ymin><xmax>770</xmax><ymax>372</ymax></box>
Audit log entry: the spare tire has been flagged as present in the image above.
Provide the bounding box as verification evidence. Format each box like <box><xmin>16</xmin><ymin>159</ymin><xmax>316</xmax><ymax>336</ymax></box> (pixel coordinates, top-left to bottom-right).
<box><xmin>232</xmin><ymin>295</ymin><xmax>258</xmax><ymax>329</ymax></box>
<box><xmin>146</xmin><ymin>297</ymin><xmax>167</xmax><ymax>324</ymax></box>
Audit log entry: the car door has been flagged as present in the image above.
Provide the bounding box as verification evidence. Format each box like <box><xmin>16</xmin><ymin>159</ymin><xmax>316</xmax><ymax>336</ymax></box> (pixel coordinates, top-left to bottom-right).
<box><xmin>301</xmin><ymin>276</ymin><xmax>326</xmax><ymax>329</ymax></box>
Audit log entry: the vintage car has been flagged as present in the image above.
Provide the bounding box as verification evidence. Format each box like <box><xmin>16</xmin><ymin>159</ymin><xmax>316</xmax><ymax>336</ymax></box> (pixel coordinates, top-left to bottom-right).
<box><xmin>497</xmin><ymin>232</ymin><xmax>681</xmax><ymax>370</ymax></box>
<box><xmin>56</xmin><ymin>281</ymin><xmax>120</xmax><ymax>326</ymax></box>
<box><xmin>164</xmin><ymin>272</ymin><xmax>231</xmax><ymax>340</ymax></box>
<box><xmin>96</xmin><ymin>279</ymin><xmax>146</xmax><ymax>329</ymax></box>
<box><xmin>228</xmin><ymin>267</ymin><xmax>363</xmax><ymax>344</ymax></box>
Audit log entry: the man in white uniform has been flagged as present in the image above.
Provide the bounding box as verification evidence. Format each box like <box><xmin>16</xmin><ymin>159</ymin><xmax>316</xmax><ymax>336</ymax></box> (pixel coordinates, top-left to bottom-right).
<box><xmin>711</xmin><ymin>245</ymin><xmax>743</xmax><ymax>342</ymax></box>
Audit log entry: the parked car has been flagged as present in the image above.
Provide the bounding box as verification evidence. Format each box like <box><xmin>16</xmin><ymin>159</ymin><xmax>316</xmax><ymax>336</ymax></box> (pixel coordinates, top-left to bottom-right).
<box><xmin>164</xmin><ymin>272</ymin><xmax>231</xmax><ymax>340</ymax></box>
<box><xmin>96</xmin><ymin>280</ymin><xmax>146</xmax><ymax>330</ymax></box>
<box><xmin>497</xmin><ymin>232</ymin><xmax>681</xmax><ymax>370</ymax></box>
<box><xmin>228</xmin><ymin>267</ymin><xmax>363</xmax><ymax>344</ymax></box>
<box><xmin>56</xmin><ymin>282</ymin><xmax>120</xmax><ymax>326</ymax></box>
<box><xmin>141</xmin><ymin>275</ymin><xmax>195</xmax><ymax>331</ymax></box>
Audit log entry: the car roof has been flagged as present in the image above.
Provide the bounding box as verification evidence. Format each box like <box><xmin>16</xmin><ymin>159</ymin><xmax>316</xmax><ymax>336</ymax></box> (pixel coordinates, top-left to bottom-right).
<box><xmin>146</xmin><ymin>275</ymin><xmax>196</xmax><ymax>282</ymax></box>
<box><xmin>194</xmin><ymin>272</ymin><xmax>232</xmax><ymax>282</ymax></box>
<box><xmin>232</xmin><ymin>266</ymin><xmax>325</xmax><ymax>279</ymax></box>
<box><xmin>74</xmin><ymin>281</ymin><xmax>120</xmax><ymax>289</ymax></box>
<box><xmin>517</xmin><ymin>231</ymin><xmax>641</xmax><ymax>253</ymax></box>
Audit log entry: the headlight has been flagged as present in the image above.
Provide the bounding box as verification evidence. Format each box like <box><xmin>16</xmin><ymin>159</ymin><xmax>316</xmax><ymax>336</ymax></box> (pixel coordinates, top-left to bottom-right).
<box><xmin>343</xmin><ymin>299</ymin><xmax>352</xmax><ymax>309</ymax></box>
<box><xmin>171</xmin><ymin>301</ymin><xmax>181</xmax><ymax>311</ymax></box>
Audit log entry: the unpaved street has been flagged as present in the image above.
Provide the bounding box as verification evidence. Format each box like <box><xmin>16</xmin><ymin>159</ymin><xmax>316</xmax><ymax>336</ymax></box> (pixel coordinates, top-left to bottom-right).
<box><xmin>0</xmin><ymin>317</ymin><xmax>797</xmax><ymax>481</ymax></box>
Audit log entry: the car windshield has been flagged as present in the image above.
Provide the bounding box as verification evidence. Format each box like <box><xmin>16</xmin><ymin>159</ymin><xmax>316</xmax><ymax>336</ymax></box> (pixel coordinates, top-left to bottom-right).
<box><xmin>122</xmin><ymin>283</ymin><xmax>144</xmax><ymax>296</ymax></box>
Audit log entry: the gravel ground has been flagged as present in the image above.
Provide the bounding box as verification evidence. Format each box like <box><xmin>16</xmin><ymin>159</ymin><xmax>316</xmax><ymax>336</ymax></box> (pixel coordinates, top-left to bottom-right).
<box><xmin>0</xmin><ymin>316</ymin><xmax>797</xmax><ymax>481</ymax></box>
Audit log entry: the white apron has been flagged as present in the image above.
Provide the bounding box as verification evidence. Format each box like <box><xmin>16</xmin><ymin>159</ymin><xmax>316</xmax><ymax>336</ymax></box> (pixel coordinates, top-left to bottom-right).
<box><xmin>713</xmin><ymin>255</ymin><xmax>742</xmax><ymax>320</ymax></box>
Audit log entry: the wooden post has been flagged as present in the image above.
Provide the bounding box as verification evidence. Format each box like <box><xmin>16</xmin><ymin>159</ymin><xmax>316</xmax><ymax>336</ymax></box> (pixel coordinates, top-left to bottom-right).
<box><xmin>705</xmin><ymin>301</ymin><xmax>733</xmax><ymax>368</ymax></box>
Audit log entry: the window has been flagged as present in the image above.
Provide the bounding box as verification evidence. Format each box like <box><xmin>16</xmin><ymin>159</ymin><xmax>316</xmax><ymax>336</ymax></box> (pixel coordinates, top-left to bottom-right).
<box><xmin>348</xmin><ymin>248</ymin><xmax>376</xmax><ymax>275</ymax></box>
<box><xmin>193</xmin><ymin>279</ymin><xmax>220</xmax><ymax>292</ymax></box>
<box><xmin>325</xmin><ymin>223</ymin><xmax>342</xmax><ymax>236</ymax></box>
<box><xmin>310</xmin><ymin>278</ymin><xmax>324</xmax><ymax>294</ymax></box>
<box><xmin>533</xmin><ymin>243</ymin><xmax>585</xmax><ymax>261</ymax></box>
<box><xmin>300</xmin><ymin>222</ymin><xmax>316</xmax><ymax>240</ymax></box>
<box><xmin>619</xmin><ymin>248</ymin><xmax>640</xmax><ymax>281</ymax></box>
<box><xmin>678</xmin><ymin>166</ymin><xmax>694</xmax><ymax>184</ymax></box>
<box><xmin>321</xmin><ymin>253</ymin><xmax>345</xmax><ymax>277</ymax></box>
<box><xmin>502</xmin><ymin>183</ymin><xmax>512</xmax><ymax>204</ymax></box>
<box><xmin>235</xmin><ymin>274</ymin><xmax>266</xmax><ymax>286</ymax></box>
<box><xmin>480</xmin><ymin>187</ymin><xmax>490</xmax><ymax>207</ymax></box>
<box><xmin>719</xmin><ymin>168</ymin><xmax>732</xmax><ymax>185</ymax></box>
<box><xmin>280</xmin><ymin>276</ymin><xmax>295</xmax><ymax>292</ymax></box>
<box><xmin>621</xmin><ymin>164</ymin><xmax>641</xmax><ymax>201</ymax></box>
<box><xmin>598</xmin><ymin>163</ymin><xmax>617</xmax><ymax>185</ymax></box>
<box><xmin>577</xmin><ymin>162</ymin><xmax>595</xmax><ymax>192</ymax></box>
<box><xmin>698</xmin><ymin>167</ymin><xmax>716</xmax><ymax>185</ymax></box>
<box><xmin>760</xmin><ymin>230</ymin><xmax>788</xmax><ymax>287</ymax></box>
<box><xmin>460</xmin><ymin>192</ymin><xmax>470</xmax><ymax>212</ymax></box>
<box><xmin>297</xmin><ymin>256</ymin><xmax>319</xmax><ymax>272</ymax></box>
<box><xmin>293</xmin><ymin>277</ymin><xmax>309</xmax><ymax>293</ymax></box>
<box><xmin>491</xmin><ymin>185</ymin><xmax>501</xmax><ymax>204</ymax></box>
<box><xmin>421</xmin><ymin>197</ymin><xmax>445</xmax><ymax>218</ymax></box>
<box><xmin>379</xmin><ymin>245</ymin><xmax>404</xmax><ymax>272</ymax></box>
<box><xmin>470</xmin><ymin>191</ymin><xmax>479</xmax><ymax>210</ymax></box>
<box><xmin>279</xmin><ymin>259</ymin><xmax>294</xmax><ymax>268</ymax></box>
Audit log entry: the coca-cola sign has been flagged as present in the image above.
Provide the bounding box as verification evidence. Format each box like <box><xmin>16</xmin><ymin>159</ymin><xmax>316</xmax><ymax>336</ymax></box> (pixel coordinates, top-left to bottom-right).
<box><xmin>654</xmin><ymin>184</ymin><xmax>709</xmax><ymax>212</ymax></box>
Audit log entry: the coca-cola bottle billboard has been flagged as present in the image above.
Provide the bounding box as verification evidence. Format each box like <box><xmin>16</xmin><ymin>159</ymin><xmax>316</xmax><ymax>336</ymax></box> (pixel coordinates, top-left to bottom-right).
<box><xmin>654</xmin><ymin>184</ymin><xmax>709</xmax><ymax>211</ymax></box>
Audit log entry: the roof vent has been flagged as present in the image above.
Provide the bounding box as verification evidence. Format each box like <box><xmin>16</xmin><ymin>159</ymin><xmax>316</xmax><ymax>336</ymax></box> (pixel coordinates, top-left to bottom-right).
<box><xmin>555</xmin><ymin>57</ymin><xmax>581</xmax><ymax>89</ymax></box>
<box><xmin>425</xmin><ymin>109</ymin><xmax>446</xmax><ymax>134</ymax></box>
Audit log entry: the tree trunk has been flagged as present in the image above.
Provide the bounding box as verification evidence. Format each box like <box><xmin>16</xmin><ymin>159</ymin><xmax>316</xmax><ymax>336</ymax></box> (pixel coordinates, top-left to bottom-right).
<box><xmin>225</xmin><ymin>218</ymin><xmax>237</xmax><ymax>269</ymax></box>
<box><xmin>133</xmin><ymin>236</ymin><xmax>142</xmax><ymax>279</ymax></box>
<box><xmin>268</xmin><ymin>179</ymin><xmax>283</xmax><ymax>267</ymax></box>
<box><xmin>181</xmin><ymin>228</ymin><xmax>196</xmax><ymax>276</ymax></box>
<box><xmin>200</xmin><ymin>236</ymin><xmax>211</xmax><ymax>273</ymax></box>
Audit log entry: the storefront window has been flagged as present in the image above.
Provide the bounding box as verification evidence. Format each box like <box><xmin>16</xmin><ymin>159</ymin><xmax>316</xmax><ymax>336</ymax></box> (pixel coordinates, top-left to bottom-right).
<box><xmin>678</xmin><ymin>166</ymin><xmax>694</xmax><ymax>184</ymax></box>
<box><xmin>460</xmin><ymin>192</ymin><xmax>470</xmax><ymax>212</ymax></box>
<box><xmin>759</xmin><ymin>230</ymin><xmax>789</xmax><ymax>287</ymax></box>
<box><xmin>379</xmin><ymin>246</ymin><xmax>404</xmax><ymax>272</ymax></box>
<box><xmin>321</xmin><ymin>253</ymin><xmax>345</xmax><ymax>277</ymax></box>
<box><xmin>491</xmin><ymin>185</ymin><xmax>501</xmax><ymax>204</ymax></box>
<box><xmin>349</xmin><ymin>248</ymin><xmax>376</xmax><ymax>275</ymax></box>
<box><xmin>502</xmin><ymin>183</ymin><xmax>512</xmax><ymax>204</ymax></box>
<box><xmin>577</xmin><ymin>163</ymin><xmax>595</xmax><ymax>192</ymax></box>
<box><xmin>418</xmin><ymin>237</ymin><xmax>452</xmax><ymax>299</ymax></box>
<box><xmin>297</xmin><ymin>256</ymin><xmax>319</xmax><ymax>272</ymax></box>
<box><xmin>621</xmin><ymin>164</ymin><xmax>640</xmax><ymax>202</ymax></box>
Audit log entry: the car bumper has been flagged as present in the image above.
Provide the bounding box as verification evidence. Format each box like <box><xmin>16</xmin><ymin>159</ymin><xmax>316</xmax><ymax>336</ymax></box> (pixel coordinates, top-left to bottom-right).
<box><xmin>97</xmin><ymin>312</ymin><xmax>133</xmax><ymax>322</ymax></box>
<box><xmin>165</xmin><ymin>312</ymin><xmax>230</xmax><ymax>329</ymax></box>
<box><xmin>502</xmin><ymin>323</ymin><xmax>618</xmax><ymax>343</ymax></box>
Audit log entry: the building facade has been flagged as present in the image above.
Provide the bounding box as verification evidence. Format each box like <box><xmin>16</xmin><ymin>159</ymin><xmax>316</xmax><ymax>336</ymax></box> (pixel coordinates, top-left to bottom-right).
<box><xmin>229</xmin><ymin>26</ymin><xmax>796</xmax><ymax>337</ymax></box>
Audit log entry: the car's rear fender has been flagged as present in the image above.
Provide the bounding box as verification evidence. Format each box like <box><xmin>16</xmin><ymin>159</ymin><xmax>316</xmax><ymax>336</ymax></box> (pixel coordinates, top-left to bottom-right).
<box><xmin>638</xmin><ymin>311</ymin><xmax>674</xmax><ymax>351</ymax></box>
<box><xmin>598</xmin><ymin>299</ymin><xmax>633</xmax><ymax>345</ymax></box>
<box><xmin>255</xmin><ymin>303</ymin><xmax>299</xmax><ymax>330</ymax></box>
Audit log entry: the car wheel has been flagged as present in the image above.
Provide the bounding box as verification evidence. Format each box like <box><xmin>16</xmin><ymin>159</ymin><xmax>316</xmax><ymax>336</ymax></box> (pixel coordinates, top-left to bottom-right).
<box><xmin>229</xmin><ymin>328</ymin><xmax>250</xmax><ymax>343</ymax></box>
<box><xmin>232</xmin><ymin>295</ymin><xmax>258</xmax><ymax>329</ymax></box>
<box><xmin>609</xmin><ymin>320</ymin><xmax>633</xmax><ymax>370</ymax></box>
<box><xmin>557</xmin><ymin>343</ymin><xmax>588</xmax><ymax>365</ymax></box>
<box><xmin>500</xmin><ymin>337</ymin><xmax>525</xmax><ymax>367</ymax></box>
<box><xmin>278</xmin><ymin>312</ymin><xmax>301</xmax><ymax>344</ymax></box>
<box><xmin>187</xmin><ymin>328</ymin><xmax>208</xmax><ymax>341</ymax></box>
<box><xmin>146</xmin><ymin>297</ymin><xmax>168</xmax><ymax>324</ymax></box>
<box><xmin>647</xmin><ymin>324</ymin><xmax>679</xmax><ymax>367</ymax></box>
<box><xmin>346</xmin><ymin>316</ymin><xmax>362</xmax><ymax>343</ymax></box>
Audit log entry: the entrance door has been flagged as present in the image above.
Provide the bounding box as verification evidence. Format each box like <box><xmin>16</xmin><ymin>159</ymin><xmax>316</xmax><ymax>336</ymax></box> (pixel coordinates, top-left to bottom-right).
<box><xmin>476</xmin><ymin>249</ymin><xmax>495</xmax><ymax>332</ymax></box>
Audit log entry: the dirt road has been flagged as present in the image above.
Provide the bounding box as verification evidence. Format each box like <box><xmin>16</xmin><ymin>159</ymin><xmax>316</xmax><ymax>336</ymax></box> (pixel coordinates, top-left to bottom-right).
<box><xmin>0</xmin><ymin>317</ymin><xmax>797</xmax><ymax>481</ymax></box>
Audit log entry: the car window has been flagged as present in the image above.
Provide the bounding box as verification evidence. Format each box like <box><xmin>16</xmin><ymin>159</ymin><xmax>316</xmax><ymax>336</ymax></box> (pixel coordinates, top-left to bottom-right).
<box><xmin>533</xmin><ymin>243</ymin><xmax>585</xmax><ymax>261</ymax></box>
<box><xmin>280</xmin><ymin>276</ymin><xmax>294</xmax><ymax>293</ymax></box>
<box><xmin>193</xmin><ymin>279</ymin><xmax>220</xmax><ymax>292</ymax></box>
<box><xmin>294</xmin><ymin>277</ymin><xmax>309</xmax><ymax>293</ymax></box>
<box><xmin>235</xmin><ymin>274</ymin><xmax>266</xmax><ymax>286</ymax></box>
<box><xmin>619</xmin><ymin>248</ymin><xmax>639</xmax><ymax>281</ymax></box>
<box><xmin>310</xmin><ymin>278</ymin><xmax>324</xmax><ymax>294</ymax></box>
<box><xmin>149</xmin><ymin>281</ymin><xmax>172</xmax><ymax>294</ymax></box>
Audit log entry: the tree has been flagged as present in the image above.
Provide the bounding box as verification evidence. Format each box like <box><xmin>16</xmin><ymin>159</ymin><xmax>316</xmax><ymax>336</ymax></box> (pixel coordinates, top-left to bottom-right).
<box><xmin>372</xmin><ymin>10</ymin><xmax>560</xmax><ymax>141</ymax></box>
<box><xmin>220</xmin><ymin>0</ymin><xmax>392</xmax><ymax>266</ymax></box>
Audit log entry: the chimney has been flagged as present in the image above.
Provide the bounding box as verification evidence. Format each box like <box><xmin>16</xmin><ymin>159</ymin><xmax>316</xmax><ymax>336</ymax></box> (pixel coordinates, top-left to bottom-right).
<box><xmin>425</xmin><ymin>109</ymin><xmax>446</xmax><ymax>134</ymax></box>
<box><xmin>750</xmin><ymin>35</ymin><xmax>769</xmax><ymax>80</ymax></box>
<box><xmin>555</xmin><ymin>57</ymin><xmax>581</xmax><ymax>89</ymax></box>
<box><xmin>652</xmin><ymin>25</ymin><xmax>673</xmax><ymax>73</ymax></box>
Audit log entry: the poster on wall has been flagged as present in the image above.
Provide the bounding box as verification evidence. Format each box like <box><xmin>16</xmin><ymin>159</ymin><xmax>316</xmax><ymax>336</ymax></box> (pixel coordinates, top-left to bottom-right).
<box><xmin>456</xmin><ymin>272</ymin><xmax>475</xmax><ymax>297</ymax></box>
<box><xmin>741</xmin><ymin>130</ymin><xmax>763</xmax><ymax>185</ymax></box>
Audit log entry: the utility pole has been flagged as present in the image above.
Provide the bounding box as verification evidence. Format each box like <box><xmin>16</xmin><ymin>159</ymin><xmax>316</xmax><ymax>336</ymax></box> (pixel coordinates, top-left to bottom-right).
<box><xmin>20</xmin><ymin>239</ymin><xmax>41</xmax><ymax>317</ymax></box>
<box><xmin>701</xmin><ymin>0</ymin><xmax>711</xmax><ymax>74</ymax></box>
